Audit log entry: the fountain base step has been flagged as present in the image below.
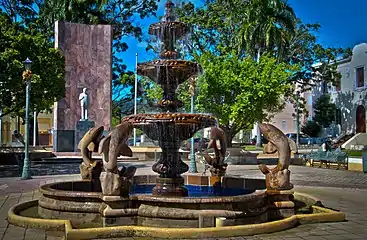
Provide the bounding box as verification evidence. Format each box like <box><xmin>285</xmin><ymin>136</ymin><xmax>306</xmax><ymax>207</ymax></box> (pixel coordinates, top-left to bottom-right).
<box><xmin>152</xmin><ymin>177</ymin><xmax>188</xmax><ymax>197</ymax></box>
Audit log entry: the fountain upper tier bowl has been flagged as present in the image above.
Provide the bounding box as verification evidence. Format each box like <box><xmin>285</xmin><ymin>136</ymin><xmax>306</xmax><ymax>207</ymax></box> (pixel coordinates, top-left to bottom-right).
<box><xmin>137</xmin><ymin>60</ymin><xmax>200</xmax><ymax>85</ymax></box>
<box><xmin>148</xmin><ymin>21</ymin><xmax>190</xmax><ymax>40</ymax></box>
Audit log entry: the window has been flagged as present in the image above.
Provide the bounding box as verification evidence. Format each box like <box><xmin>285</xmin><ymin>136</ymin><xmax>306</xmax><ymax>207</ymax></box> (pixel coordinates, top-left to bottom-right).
<box><xmin>281</xmin><ymin>120</ymin><xmax>286</xmax><ymax>130</ymax></box>
<box><xmin>336</xmin><ymin>109</ymin><xmax>342</xmax><ymax>125</ymax></box>
<box><xmin>356</xmin><ymin>67</ymin><xmax>364</xmax><ymax>88</ymax></box>
<box><xmin>307</xmin><ymin>95</ymin><xmax>312</xmax><ymax>105</ymax></box>
<box><xmin>322</xmin><ymin>81</ymin><xmax>328</xmax><ymax>93</ymax></box>
<box><xmin>334</xmin><ymin>77</ymin><xmax>341</xmax><ymax>92</ymax></box>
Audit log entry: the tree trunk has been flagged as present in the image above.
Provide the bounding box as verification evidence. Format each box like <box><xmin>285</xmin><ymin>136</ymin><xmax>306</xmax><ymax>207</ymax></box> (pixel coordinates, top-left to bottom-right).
<box><xmin>226</xmin><ymin>135</ymin><xmax>233</xmax><ymax>148</ymax></box>
<box><xmin>222</xmin><ymin>126</ymin><xmax>233</xmax><ymax>148</ymax></box>
<box><xmin>28</xmin><ymin>114</ymin><xmax>39</xmax><ymax>146</ymax></box>
<box><xmin>17</xmin><ymin>116</ymin><xmax>20</xmax><ymax>132</ymax></box>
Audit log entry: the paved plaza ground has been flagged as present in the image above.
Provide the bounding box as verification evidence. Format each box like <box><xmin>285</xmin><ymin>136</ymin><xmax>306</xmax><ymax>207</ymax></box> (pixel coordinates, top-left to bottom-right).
<box><xmin>0</xmin><ymin>162</ymin><xmax>366</xmax><ymax>240</ymax></box>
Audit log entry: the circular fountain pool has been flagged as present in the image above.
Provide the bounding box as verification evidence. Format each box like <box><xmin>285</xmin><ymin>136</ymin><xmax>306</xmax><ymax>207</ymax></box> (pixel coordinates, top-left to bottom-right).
<box><xmin>34</xmin><ymin>175</ymin><xmax>268</xmax><ymax>228</ymax></box>
<box><xmin>9</xmin><ymin>174</ymin><xmax>345</xmax><ymax>240</ymax></box>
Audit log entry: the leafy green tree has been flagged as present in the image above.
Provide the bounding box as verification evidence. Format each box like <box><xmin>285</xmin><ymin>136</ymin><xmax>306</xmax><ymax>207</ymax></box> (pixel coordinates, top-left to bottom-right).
<box><xmin>194</xmin><ymin>53</ymin><xmax>298</xmax><ymax>146</ymax></box>
<box><xmin>301</xmin><ymin>120</ymin><xmax>321</xmax><ymax>137</ymax></box>
<box><xmin>176</xmin><ymin>1</ymin><xmax>349</xmax><ymax>119</ymax></box>
<box><xmin>0</xmin><ymin>12</ymin><xmax>65</xmax><ymax>118</ymax></box>
<box><xmin>313</xmin><ymin>94</ymin><xmax>336</xmax><ymax>128</ymax></box>
<box><xmin>35</xmin><ymin>0</ymin><xmax>159</xmax><ymax>84</ymax></box>
<box><xmin>287</xmin><ymin>21</ymin><xmax>349</xmax><ymax>92</ymax></box>
<box><xmin>177</xmin><ymin>0</ymin><xmax>296</xmax><ymax>60</ymax></box>
<box><xmin>1</xmin><ymin>0</ymin><xmax>160</xmax><ymax>122</ymax></box>
<box><xmin>112</xmin><ymin>75</ymin><xmax>163</xmax><ymax>125</ymax></box>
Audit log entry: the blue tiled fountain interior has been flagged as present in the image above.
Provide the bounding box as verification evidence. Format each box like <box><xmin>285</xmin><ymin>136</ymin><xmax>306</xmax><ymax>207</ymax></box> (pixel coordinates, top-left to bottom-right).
<box><xmin>132</xmin><ymin>184</ymin><xmax>254</xmax><ymax>197</ymax></box>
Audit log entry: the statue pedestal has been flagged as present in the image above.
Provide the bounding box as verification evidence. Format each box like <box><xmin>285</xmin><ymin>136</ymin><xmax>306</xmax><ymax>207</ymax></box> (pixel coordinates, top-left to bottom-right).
<box><xmin>74</xmin><ymin>120</ymin><xmax>95</xmax><ymax>152</ymax></box>
<box><xmin>267</xmin><ymin>189</ymin><xmax>295</xmax><ymax>220</ymax></box>
<box><xmin>53</xmin><ymin>130</ymin><xmax>75</xmax><ymax>152</ymax></box>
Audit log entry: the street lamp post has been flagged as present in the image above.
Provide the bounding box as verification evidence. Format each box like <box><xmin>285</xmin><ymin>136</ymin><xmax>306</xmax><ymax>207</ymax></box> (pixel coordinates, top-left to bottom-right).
<box><xmin>189</xmin><ymin>78</ymin><xmax>198</xmax><ymax>173</ymax></box>
<box><xmin>21</xmin><ymin>57</ymin><xmax>32</xmax><ymax>180</ymax></box>
<box><xmin>0</xmin><ymin>107</ymin><xmax>2</xmax><ymax>147</ymax></box>
<box><xmin>33</xmin><ymin>110</ymin><xmax>37</xmax><ymax>146</ymax></box>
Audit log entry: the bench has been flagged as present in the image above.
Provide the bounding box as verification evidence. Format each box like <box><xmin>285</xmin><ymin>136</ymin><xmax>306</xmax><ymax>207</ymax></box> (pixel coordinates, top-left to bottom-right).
<box><xmin>305</xmin><ymin>149</ymin><xmax>348</xmax><ymax>169</ymax></box>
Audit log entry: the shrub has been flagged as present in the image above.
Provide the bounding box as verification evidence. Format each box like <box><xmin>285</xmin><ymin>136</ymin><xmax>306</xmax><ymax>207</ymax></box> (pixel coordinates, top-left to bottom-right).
<box><xmin>301</xmin><ymin>120</ymin><xmax>321</xmax><ymax>137</ymax></box>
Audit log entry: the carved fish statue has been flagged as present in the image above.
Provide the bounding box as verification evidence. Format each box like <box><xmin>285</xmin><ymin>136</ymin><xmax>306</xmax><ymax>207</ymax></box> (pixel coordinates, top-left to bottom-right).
<box><xmin>98</xmin><ymin>122</ymin><xmax>134</xmax><ymax>172</ymax></box>
<box><xmin>98</xmin><ymin>121</ymin><xmax>137</xmax><ymax>196</ymax></box>
<box><xmin>78</xmin><ymin>126</ymin><xmax>104</xmax><ymax>179</ymax></box>
<box><xmin>258</xmin><ymin>123</ymin><xmax>293</xmax><ymax>190</ymax></box>
<box><xmin>203</xmin><ymin>126</ymin><xmax>228</xmax><ymax>176</ymax></box>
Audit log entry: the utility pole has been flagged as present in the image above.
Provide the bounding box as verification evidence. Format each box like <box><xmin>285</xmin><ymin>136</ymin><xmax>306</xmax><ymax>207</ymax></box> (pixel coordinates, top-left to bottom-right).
<box><xmin>133</xmin><ymin>53</ymin><xmax>138</xmax><ymax>146</ymax></box>
<box><xmin>256</xmin><ymin>47</ymin><xmax>262</xmax><ymax>147</ymax></box>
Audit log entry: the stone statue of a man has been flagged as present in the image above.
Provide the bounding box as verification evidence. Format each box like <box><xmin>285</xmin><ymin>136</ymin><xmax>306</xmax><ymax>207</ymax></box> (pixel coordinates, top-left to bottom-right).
<box><xmin>79</xmin><ymin>88</ymin><xmax>89</xmax><ymax>120</ymax></box>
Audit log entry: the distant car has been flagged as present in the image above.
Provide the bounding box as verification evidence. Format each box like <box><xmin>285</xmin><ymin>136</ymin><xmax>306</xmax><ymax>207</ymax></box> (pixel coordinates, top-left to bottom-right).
<box><xmin>285</xmin><ymin>133</ymin><xmax>326</xmax><ymax>145</ymax></box>
<box><xmin>127</xmin><ymin>138</ymin><xmax>141</xmax><ymax>146</ymax></box>
<box><xmin>181</xmin><ymin>138</ymin><xmax>210</xmax><ymax>152</ymax></box>
<box><xmin>249</xmin><ymin>135</ymin><xmax>268</xmax><ymax>145</ymax></box>
<box><xmin>286</xmin><ymin>133</ymin><xmax>311</xmax><ymax>145</ymax></box>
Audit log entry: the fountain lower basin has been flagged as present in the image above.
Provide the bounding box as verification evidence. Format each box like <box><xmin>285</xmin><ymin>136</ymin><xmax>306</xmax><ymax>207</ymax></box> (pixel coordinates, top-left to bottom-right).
<box><xmin>35</xmin><ymin>175</ymin><xmax>267</xmax><ymax>228</ymax></box>
<box><xmin>8</xmin><ymin>175</ymin><xmax>346</xmax><ymax>239</ymax></box>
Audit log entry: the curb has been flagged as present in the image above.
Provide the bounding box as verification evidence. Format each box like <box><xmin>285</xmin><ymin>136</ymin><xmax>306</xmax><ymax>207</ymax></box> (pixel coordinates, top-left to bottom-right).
<box><xmin>8</xmin><ymin>192</ymin><xmax>345</xmax><ymax>240</ymax></box>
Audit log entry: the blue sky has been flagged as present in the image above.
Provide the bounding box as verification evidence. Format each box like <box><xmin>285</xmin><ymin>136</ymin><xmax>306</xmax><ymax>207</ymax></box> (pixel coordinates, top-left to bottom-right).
<box><xmin>120</xmin><ymin>0</ymin><xmax>367</xmax><ymax>72</ymax></box>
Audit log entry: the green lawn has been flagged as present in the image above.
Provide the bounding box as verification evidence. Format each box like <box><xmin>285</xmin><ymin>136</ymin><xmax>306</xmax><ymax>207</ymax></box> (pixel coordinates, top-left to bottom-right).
<box><xmin>343</xmin><ymin>149</ymin><xmax>363</xmax><ymax>158</ymax></box>
<box><xmin>241</xmin><ymin>145</ymin><xmax>263</xmax><ymax>151</ymax></box>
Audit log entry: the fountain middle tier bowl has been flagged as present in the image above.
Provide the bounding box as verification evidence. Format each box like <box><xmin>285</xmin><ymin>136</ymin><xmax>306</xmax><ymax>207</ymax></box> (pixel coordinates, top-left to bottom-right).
<box><xmin>137</xmin><ymin>60</ymin><xmax>200</xmax><ymax>85</ymax></box>
<box><xmin>123</xmin><ymin>113</ymin><xmax>216</xmax><ymax>141</ymax></box>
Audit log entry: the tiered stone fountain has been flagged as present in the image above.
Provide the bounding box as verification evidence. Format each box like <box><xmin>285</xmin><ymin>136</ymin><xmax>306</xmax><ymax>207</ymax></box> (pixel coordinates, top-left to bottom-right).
<box><xmin>6</xmin><ymin>1</ymin><xmax>346</xmax><ymax>239</ymax></box>
<box><xmin>123</xmin><ymin>0</ymin><xmax>216</xmax><ymax>197</ymax></box>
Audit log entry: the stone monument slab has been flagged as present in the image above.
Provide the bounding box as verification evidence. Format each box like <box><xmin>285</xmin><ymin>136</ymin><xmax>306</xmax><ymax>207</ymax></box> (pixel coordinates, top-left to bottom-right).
<box><xmin>53</xmin><ymin>21</ymin><xmax>112</xmax><ymax>152</ymax></box>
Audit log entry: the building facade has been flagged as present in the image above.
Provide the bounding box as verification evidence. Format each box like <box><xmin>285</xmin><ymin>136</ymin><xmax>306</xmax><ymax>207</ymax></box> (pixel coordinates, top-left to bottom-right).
<box><xmin>1</xmin><ymin>112</ymin><xmax>53</xmax><ymax>146</ymax></box>
<box><xmin>313</xmin><ymin>43</ymin><xmax>367</xmax><ymax>135</ymax></box>
<box><xmin>270</xmin><ymin>91</ymin><xmax>313</xmax><ymax>134</ymax></box>
<box><xmin>250</xmin><ymin>90</ymin><xmax>313</xmax><ymax>139</ymax></box>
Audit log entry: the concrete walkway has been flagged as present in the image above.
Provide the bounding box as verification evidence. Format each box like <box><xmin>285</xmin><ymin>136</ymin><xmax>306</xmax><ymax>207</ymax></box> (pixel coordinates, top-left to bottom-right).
<box><xmin>0</xmin><ymin>162</ymin><xmax>366</xmax><ymax>240</ymax></box>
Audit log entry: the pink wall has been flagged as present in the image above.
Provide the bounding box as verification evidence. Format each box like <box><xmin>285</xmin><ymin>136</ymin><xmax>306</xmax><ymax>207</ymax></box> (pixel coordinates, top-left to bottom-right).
<box><xmin>53</xmin><ymin>22</ymin><xmax>112</xmax><ymax>131</ymax></box>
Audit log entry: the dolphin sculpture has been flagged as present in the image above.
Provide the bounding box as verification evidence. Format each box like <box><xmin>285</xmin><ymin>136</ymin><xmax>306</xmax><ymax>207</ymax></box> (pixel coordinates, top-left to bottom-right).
<box><xmin>78</xmin><ymin>126</ymin><xmax>104</xmax><ymax>167</ymax></box>
<box><xmin>258</xmin><ymin>123</ymin><xmax>293</xmax><ymax>190</ymax></box>
<box><xmin>98</xmin><ymin>121</ymin><xmax>137</xmax><ymax>196</ymax></box>
<box><xmin>202</xmin><ymin>126</ymin><xmax>228</xmax><ymax>176</ymax></box>
<box><xmin>98</xmin><ymin>121</ymin><xmax>134</xmax><ymax>172</ymax></box>
<box><xmin>207</xmin><ymin>126</ymin><xmax>227</xmax><ymax>165</ymax></box>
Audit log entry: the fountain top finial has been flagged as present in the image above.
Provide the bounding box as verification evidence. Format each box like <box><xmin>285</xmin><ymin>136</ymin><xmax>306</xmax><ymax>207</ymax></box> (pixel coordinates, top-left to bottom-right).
<box><xmin>165</xmin><ymin>0</ymin><xmax>174</xmax><ymax>7</ymax></box>
<box><xmin>162</xmin><ymin>0</ymin><xmax>176</xmax><ymax>22</ymax></box>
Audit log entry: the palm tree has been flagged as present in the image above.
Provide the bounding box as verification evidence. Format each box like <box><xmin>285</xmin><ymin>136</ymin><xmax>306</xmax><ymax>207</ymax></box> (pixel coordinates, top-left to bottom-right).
<box><xmin>239</xmin><ymin>0</ymin><xmax>297</xmax><ymax>59</ymax></box>
<box><xmin>54</xmin><ymin>0</ymin><xmax>107</xmax><ymax>21</ymax></box>
<box><xmin>37</xmin><ymin>0</ymin><xmax>108</xmax><ymax>38</ymax></box>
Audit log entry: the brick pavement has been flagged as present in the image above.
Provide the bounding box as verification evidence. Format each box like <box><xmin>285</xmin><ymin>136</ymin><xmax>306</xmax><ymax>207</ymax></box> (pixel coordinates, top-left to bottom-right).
<box><xmin>0</xmin><ymin>162</ymin><xmax>366</xmax><ymax>239</ymax></box>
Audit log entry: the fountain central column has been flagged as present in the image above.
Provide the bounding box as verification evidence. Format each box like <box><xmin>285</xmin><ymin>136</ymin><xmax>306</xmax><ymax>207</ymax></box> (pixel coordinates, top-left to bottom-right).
<box><xmin>152</xmin><ymin>141</ymin><xmax>189</xmax><ymax>196</ymax></box>
<box><xmin>148</xmin><ymin>123</ymin><xmax>190</xmax><ymax>196</ymax></box>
